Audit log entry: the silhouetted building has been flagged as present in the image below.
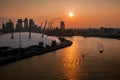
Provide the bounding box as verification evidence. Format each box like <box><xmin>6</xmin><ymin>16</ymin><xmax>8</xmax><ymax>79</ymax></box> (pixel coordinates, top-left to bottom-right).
<box><xmin>5</xmin><ymin>21</ymin><xmax>14</xmax><ymax>33</ymax></box>
<box><xmin>29</xmin><ymin>19</ymin><xmax>35</xmax><ymax>32</ymax></box>
<box><xmin>16</xmin><ymin>19</ymin><xmax>23</xmax><ymax>32</ymax></box>
<box><xmin>34</xmin><ymin>24</ymin><xmax>40</xmax><ymax>32</ymax></box>
<box><xmin>2</xmin><ymin>22</ymin><xmax>6</xmax><ymax>33</ymax></box>
<box><xmin>60</xmin><ymin>21</ymin><xmax>65</xmax><ymax>30</ymax></box>
<box><xmin>24</xmin><ymin>18</ymin><xmax>29</xmax><ymax>31</ymax></box>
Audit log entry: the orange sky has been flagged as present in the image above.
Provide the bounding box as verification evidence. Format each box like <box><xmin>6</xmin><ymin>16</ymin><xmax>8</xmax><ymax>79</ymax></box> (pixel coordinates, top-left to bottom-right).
<box><xmin>0</xmin><ymin>0</ymin><xmax>120</xmax><ymax>28</ymax></box>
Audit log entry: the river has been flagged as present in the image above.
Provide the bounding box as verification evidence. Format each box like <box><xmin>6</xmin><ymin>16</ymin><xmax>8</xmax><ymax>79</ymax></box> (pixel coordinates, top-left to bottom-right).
<box><xmin>0</xmin><ymin>36</ymin><xmax>120</xmax><ymax>80</ymax></box>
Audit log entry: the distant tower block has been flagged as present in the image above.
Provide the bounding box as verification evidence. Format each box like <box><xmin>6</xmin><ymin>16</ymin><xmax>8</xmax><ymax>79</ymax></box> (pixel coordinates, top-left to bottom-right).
<box><xmin>60</xmin><ymin>21</ymin><xmax>65</xmax><ymax>30</ymax></box>
<box><xmin>29</xmin><ymin>19</ymin><xmax>35</xmax><ymax>31</ymax></box>
<box><xmin>9</xmin><ymin>19</ymin><xmax>14</xmax><ymax>39</ymax></box>
<box><xmin>16</xmin><ymin>19</ymin><xmax>23</xmax><ymax>32</ymax></box>
<box><xmin>29</xmin><ymin>19</ymin><xmax>35</xmax><ymax>38</ymax></box>
<box><xmin>24</xmin><ymin>18</ymin><xmax>29</xmax><ymax>31</ymax></box>
<box><xmin>2</xmin><ymin>22</ymin><xmax>6</xmax><ymax>33</ymax></box>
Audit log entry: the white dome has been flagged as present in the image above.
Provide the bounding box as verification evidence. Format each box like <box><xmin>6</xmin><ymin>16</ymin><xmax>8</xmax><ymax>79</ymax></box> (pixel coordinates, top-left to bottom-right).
<box><xmin>0</xmin><ymin>32</ymin><xmax>60</xmax><ymax>48</ymax></box>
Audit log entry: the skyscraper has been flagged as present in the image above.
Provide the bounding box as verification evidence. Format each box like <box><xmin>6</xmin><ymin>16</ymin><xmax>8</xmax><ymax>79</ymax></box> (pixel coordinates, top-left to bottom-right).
<box><xmin>29</xmin><ymin>19</ymin><xmax>35</xmax><ymax>32</ymax></box>
<box><xmin>2</xmin><ymin>22</ymin><xmax>6</xmax><ymax>33</ymax></box>
<box><xmin>24</xmin><ymin>18</ymin><xmax>28</xmax><ymax>31</ymax></box>
<box><xmin>60</xmin><ymin>21</ymin><xmax>65</xmax><ymax>30</ymax></box>
<box><xmin>28</xmin><ymin>19</ymin><xmax>34</xmax><ymax>38</ymax></box>
<box><xmin>16</xmin><ymin>19</ymin><xmax>23</xmax><ymax>32</ymax></box>
<box><xmin>5</xmin><ymin>21</ymin><xmax>14</xmax><ymax>33</ymax></box>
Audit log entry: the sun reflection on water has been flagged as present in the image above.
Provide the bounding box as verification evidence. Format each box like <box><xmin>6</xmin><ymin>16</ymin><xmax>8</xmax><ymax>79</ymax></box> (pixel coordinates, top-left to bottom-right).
<box><xmin>61</xmin><ymin>37</ymin><xmax>84</xmax><ymax>80</ymax></box>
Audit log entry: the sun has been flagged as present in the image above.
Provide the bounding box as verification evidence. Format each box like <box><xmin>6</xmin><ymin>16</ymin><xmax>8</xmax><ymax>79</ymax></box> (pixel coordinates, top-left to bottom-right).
<box><xmin>69</xmin><ymin>12</ymin><xmax>74</xmax><ymax>17</ymax></box>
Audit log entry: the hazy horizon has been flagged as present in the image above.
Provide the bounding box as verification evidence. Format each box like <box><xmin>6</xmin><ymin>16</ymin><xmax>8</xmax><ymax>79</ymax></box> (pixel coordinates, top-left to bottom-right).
<box><xmin>0</xmin><ymin>0</ymin><xmax>120</xmax><ymax>28</ymax></box>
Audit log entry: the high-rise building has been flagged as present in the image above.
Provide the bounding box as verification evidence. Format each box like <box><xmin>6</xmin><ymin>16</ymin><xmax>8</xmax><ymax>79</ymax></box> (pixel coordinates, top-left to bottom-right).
<box><xmin>29</xmin><ymin>19</ymin><xmax>35</xmax><ymax>32</ymax></box>
<box><xmin>2</xmin><ymin>22</ymin><xmax>6</xmax><ymax>33</ymax></box>
<box><xmin>16</xmin><ymin>19</ymin><xmax>23</xmax><ymax>32</ymax></box>
<box><xmin>24</xmin><ymin>18</ymin><xmax>28</xmax><ymax>31</ymax></box>
<box><xmin>60</xmin><ymin>21</ymin><xmax>65</xmax><ymax>30</ymax></box>
<box><xmin>5</xmin><ymin>21</ymin><xmax>14</xmax><ymax>33</ymax></box>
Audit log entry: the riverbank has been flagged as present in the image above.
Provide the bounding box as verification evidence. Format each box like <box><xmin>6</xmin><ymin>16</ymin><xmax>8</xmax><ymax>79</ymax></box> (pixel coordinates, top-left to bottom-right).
<box><xmin>0</xmin><ymin>39</ymin><xmax>72</xmax><ymax>66</ymax></box>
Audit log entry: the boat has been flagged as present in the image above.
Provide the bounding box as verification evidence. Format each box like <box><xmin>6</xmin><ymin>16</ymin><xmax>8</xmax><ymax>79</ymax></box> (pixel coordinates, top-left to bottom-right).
<box><xmin>99</xmin><ymin>47</ymin><xmax>104</xmax><ymax>53</ymax></box>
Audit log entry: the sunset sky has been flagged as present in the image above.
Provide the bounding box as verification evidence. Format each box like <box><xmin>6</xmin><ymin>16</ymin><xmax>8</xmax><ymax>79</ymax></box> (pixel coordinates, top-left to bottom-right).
<box><xmin>0</xmin><ymin>0</ymin><xmax>120</xmax><ymax>28</ymax></box>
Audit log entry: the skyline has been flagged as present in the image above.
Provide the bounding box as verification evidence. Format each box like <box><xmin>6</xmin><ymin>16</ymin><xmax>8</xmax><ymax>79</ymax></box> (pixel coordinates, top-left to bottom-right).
<box><xmin>0</xmin><ymin>0</ymin><xmax>120</xmax><ymax>28</ymax></box>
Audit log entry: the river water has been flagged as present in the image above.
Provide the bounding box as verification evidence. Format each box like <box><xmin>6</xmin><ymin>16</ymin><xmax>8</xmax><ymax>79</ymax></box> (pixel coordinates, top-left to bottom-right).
<box><xmin>0</xmin><ymin>36</ymin><xmax>120</xmax><ymax>80</ymax></box>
